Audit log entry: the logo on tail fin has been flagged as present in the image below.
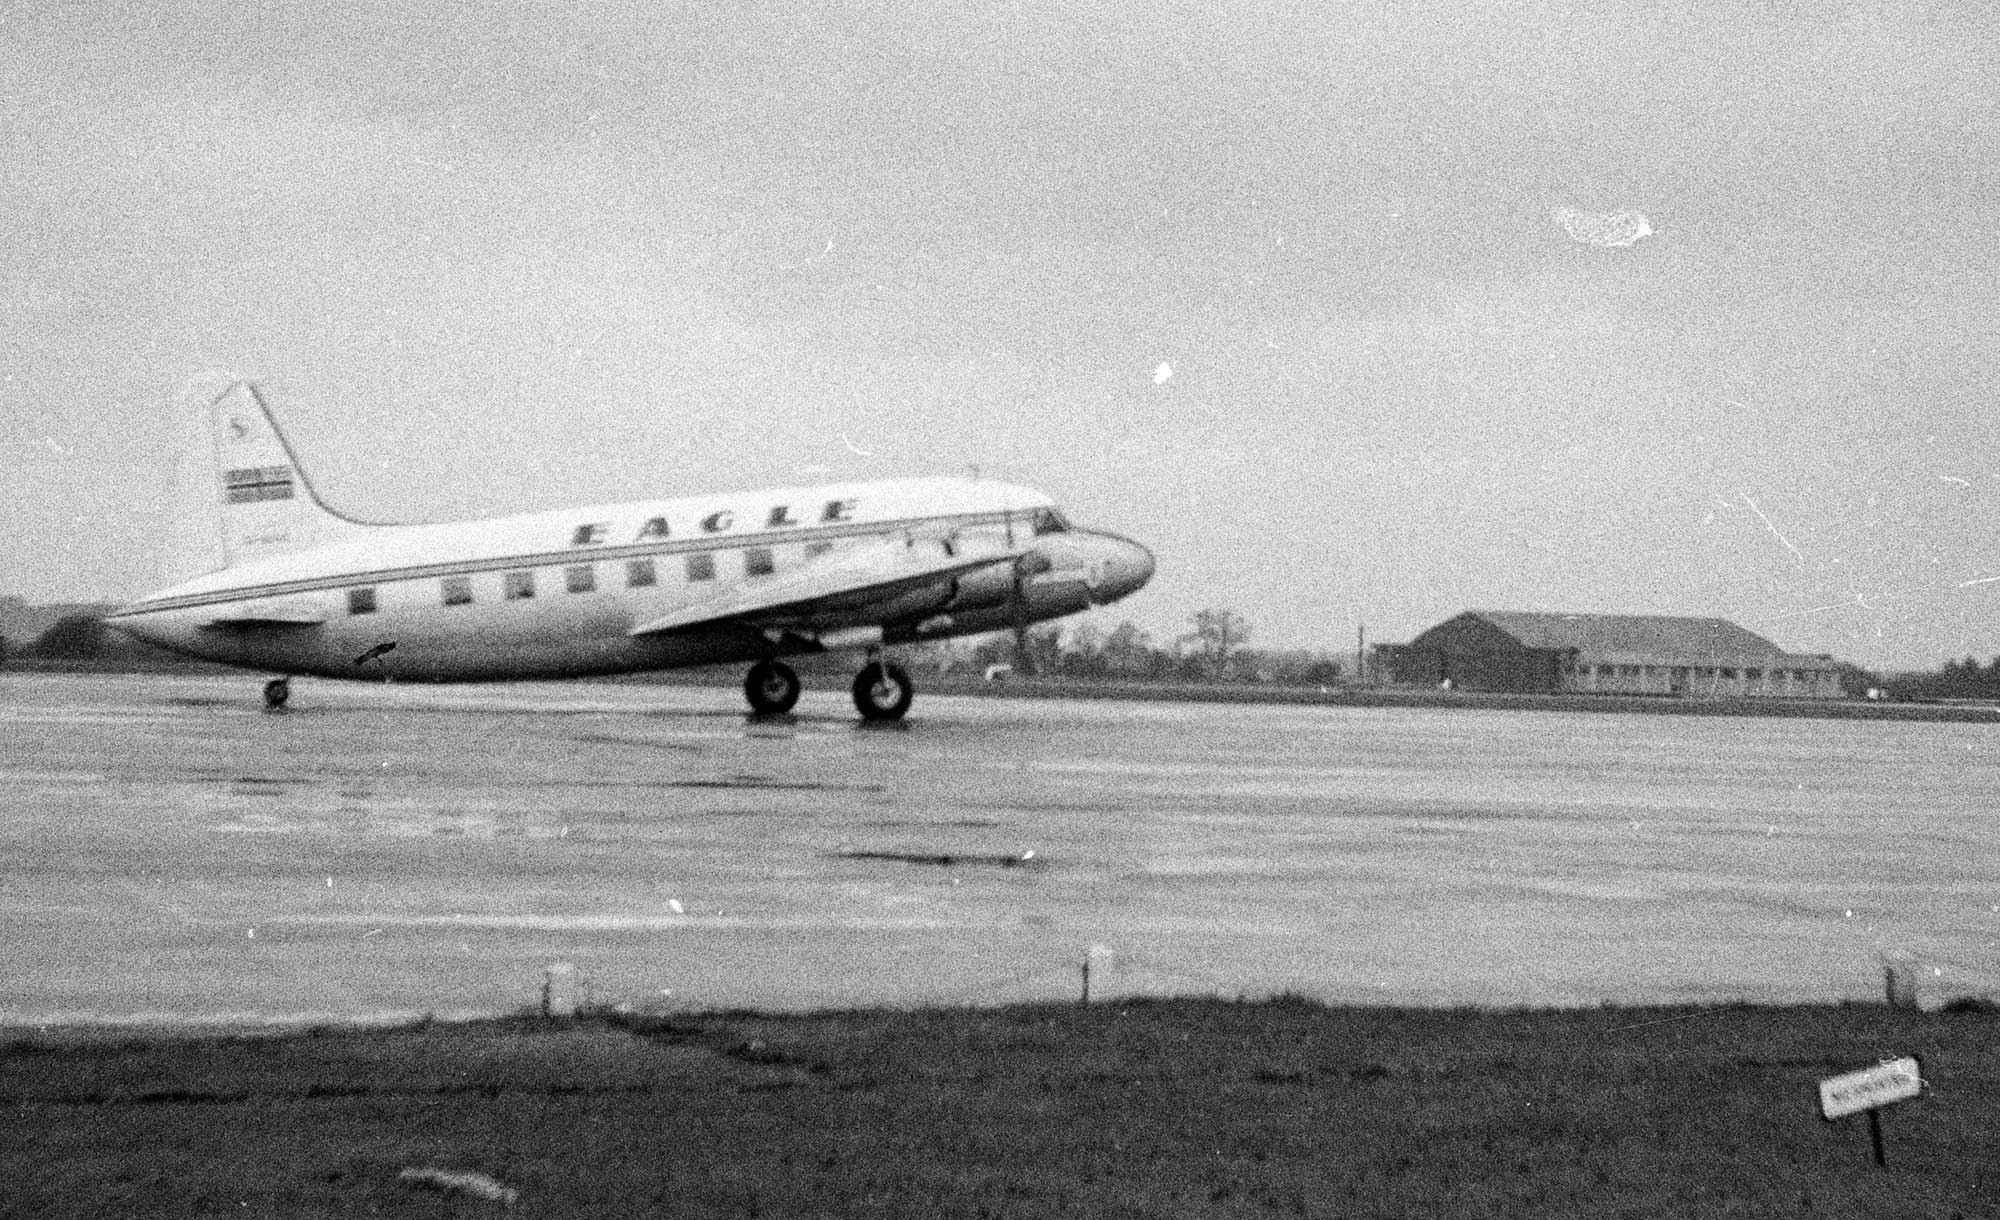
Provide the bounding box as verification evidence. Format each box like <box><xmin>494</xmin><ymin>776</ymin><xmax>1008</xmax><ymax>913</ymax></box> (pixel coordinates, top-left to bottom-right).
<box><xmin>224</xmin><ymin>465</ymin><xmax>296</xmax><ymax>504</ymax></box>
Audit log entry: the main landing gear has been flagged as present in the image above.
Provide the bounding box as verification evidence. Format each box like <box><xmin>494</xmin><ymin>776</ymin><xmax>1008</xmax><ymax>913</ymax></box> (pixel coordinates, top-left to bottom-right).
<box><xmin>741</xmin><ymin>656</ymin><xmax>916</xmax><ymax>722</ymax></box>
<box><xmin>852</xmin><ymin>659</ymin><xmax>914</xmax><ymax>722</ymax></box>
<box><xmin>262</xmin><ymin>677</ymin><xmax>291</xmax><ymax>712</ymax></box>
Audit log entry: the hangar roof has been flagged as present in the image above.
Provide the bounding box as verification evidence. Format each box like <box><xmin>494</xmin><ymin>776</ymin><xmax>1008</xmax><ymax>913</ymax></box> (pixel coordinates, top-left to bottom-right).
<box><xmin>1439</xmin><ymin>611</ymin><xmax>1829</xmax><ymax>666</ymax></box>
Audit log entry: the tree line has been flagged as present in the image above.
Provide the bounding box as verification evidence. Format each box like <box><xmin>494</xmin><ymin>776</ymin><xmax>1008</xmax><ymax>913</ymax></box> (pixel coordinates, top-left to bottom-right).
<box><xmin>911</xmin><ymin>608</ymin><xmax>1348</xmax><ymax>686</ymax></box>
<box><xmin>0</xmin><ymin>614</ymin><xmax>143</xmax><ymax>666</ymax></box>
<box><xmin>5</xmin><ymin>616</ymin><xmax>90</xmax><ymax>661</ymax></box>
<box><xmin>1884</xmin><ymin>657</ymin><xmax>2000</xmax><ymax>702</ymax></box>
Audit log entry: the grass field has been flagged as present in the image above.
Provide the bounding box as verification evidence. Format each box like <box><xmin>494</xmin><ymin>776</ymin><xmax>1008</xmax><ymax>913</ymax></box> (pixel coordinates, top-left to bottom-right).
<box><xmin>903</xmin><ymin>676</ymin><xmax>1997</xmax><ymax>723</ymax></box>
<box><xmin>3</xmin><ymin>998</ymin><xmax>1995</xmax><ymax>1218</ymax></box>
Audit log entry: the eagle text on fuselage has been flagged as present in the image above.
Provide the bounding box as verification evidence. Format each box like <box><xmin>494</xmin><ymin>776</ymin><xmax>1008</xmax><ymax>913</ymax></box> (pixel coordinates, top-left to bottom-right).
<box><xmin>567</xmin><ymin>498</ymin><xmax>863</xmax><ymax>547</ymax></box>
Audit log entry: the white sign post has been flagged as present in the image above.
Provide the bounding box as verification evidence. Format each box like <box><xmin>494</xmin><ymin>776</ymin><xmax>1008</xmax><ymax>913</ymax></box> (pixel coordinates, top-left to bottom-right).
<box><xmin>1818</xmin><ymin>1057</ymin><xmax>1922</xmax><ymax>1168</ymax></box>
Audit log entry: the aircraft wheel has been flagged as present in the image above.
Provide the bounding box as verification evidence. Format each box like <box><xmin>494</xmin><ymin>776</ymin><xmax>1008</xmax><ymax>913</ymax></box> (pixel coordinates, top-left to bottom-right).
<box><xmin>262</xmin><ymin>677</ymin><xmax>291</xmax><ymax>712</ymax></box>
<box><xmin>852</xmin><ymin>660</ymin><xmax>914</xmax><ymax>721</ymax></box>
<box><xmin>744</xmin><ymin>660</ymin><xmax>802</xmax><ymax>715</ymax></box>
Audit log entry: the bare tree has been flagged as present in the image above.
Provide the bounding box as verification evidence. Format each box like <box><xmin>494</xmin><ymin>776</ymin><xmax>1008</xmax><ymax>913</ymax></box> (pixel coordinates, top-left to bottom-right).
<box><xmin>1184</xmin><ymin>609</ymin><xmax>1250</xmax><ymax>680</ymax></box>
<box><xmin>1021</xmin><ymin>624</ymin><xmax>1063</xmax><ymax>675</ymax></box>
<box><xmin>1099</xmin><ymin>621</ymin><xmax>1154</xmax><ymax>678</ymax></box>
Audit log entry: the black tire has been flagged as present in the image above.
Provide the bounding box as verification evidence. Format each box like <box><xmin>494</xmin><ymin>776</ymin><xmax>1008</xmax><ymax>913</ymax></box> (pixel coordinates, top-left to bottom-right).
<box><xmin>744</xmin><ymin>660</ymin><xmax>802</xmax><ymax>715</ymax></box>
<box><xmin>262</xmin><ymin>678</ymin><xmax>291</xmax><ymax>711</ymax></box>
<box><xmin>852</xmin><ymin>660</ymin><xmax>914</xmax><ymax>721</ymax></box>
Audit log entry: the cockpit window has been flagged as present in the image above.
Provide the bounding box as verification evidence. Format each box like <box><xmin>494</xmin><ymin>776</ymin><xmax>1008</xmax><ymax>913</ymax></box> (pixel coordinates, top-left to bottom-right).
<box><xmin>1030</xmin><ymin>508</ymin><xmax>1070</xmax><ymax>536</ymax></box>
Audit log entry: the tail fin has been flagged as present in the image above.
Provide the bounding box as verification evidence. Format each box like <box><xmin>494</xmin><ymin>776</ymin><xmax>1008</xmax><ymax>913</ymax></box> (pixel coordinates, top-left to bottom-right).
<box><xmin>203</xmin><ymin>380</ymin><xmax>379</xmax><ymax>568</ymax></box>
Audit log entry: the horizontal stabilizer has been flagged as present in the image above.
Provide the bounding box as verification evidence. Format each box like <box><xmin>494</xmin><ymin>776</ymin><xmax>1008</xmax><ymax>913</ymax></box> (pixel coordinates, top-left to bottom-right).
<box><xmin>629</xmin><ymin>538</ymin><xmax>1019</xmax><ymax>637</ymax></box>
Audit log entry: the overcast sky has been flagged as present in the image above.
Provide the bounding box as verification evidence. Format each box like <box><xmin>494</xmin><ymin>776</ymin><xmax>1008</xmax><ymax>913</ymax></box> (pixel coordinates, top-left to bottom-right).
<box><xmin>5</xmin><ymin>1</ymin><xmax>1997</xmax><ymax>668</ymax></box>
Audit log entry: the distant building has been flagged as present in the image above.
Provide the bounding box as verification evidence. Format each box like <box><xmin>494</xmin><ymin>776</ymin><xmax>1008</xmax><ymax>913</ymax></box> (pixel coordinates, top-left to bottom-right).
<box><xmin>1373</xmin><ymin>610</ymin><xmax>1844</xmax><ymax>699</ymax></box>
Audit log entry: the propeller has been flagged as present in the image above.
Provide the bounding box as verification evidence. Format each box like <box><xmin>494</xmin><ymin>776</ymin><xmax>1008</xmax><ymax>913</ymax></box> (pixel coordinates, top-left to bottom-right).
<box><xmin>1004</xmin><ymin>512</ymin><xmax>1051</xmax><ymax>675</ymax></box>
<box><xmin>1010</xmin><ymin>553</ymin><xmax>1034</xmax><ymax>676</ymax></box>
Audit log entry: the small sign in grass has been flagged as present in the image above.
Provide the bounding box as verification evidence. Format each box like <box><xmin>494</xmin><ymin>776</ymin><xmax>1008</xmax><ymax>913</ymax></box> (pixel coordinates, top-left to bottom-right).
<box><xmin>1819</xmin><ymin>1056</ymin><xmax>1922</xmax><ymax>1168</ymax></box>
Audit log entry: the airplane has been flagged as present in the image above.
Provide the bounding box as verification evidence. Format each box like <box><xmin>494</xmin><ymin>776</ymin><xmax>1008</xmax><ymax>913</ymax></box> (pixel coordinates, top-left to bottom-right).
<box><xmin>105</xmin><ymin>382</ymin><xmax>1155</xmax><ymax>720</ymax></box>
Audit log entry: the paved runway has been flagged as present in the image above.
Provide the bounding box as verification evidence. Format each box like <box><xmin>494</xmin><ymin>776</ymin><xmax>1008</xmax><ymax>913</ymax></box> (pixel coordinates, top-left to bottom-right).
<box><xmin>3</xmin><ymin>672</ymin><xmax>1996</xmax><ymax>1024</ymax></box>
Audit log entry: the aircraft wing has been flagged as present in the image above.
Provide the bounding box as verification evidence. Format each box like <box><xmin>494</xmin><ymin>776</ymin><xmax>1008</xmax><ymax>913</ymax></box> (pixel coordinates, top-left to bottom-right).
<box><xmin>629</xmin><ymin>538</ymin><xmax>1019</xmax><ymax>637</ymax></box>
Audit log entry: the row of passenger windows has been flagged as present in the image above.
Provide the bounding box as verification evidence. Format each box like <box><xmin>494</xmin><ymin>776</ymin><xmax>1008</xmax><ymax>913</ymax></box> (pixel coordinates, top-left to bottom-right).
<box><xmin>345</xmin><ymin>547</ymin><xmax>787</xmax><ymax>615</ymax></box>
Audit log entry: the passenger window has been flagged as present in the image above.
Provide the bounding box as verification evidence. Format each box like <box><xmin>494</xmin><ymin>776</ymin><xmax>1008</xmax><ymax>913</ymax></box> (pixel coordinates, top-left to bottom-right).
<box><xmin>504</xmin><ymin>571</ymin><xmax>535</xmax><ymax>600</ymax></box>
<box><xmin>626</xmin><ymin>558</ymin><xmax>657</xmax><ymax>588</ymax></box>
<box><xmin>685</xmin><ymin>553</ymin><xmax>716</xmax><ymax>582</ymax></box>
<box><xmin>565</xmin><ymin>564</ymin><xmax>596</xmax><ymax>594</ymax></box>
<box><xmin>744</xmin><ymin>547</ymin><xmax>775</xmax><ymax>577</ymax></box>
<box><xmin>441</xmin><ymin>576</ymin><xmax>473</xmax><ymax>606</ymax></box>
<box><xmin>347</xmin><ymin>587</ymin><xmax>378</xmax><ymax>615</ymax></box>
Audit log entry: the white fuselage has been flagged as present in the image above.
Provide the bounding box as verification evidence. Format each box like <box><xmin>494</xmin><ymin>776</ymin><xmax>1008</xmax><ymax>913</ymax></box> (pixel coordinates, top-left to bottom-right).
<box><xmin>108</xmin><ymin>476</ymin><xmax>1152</xmax><ymax>682</ymax></box>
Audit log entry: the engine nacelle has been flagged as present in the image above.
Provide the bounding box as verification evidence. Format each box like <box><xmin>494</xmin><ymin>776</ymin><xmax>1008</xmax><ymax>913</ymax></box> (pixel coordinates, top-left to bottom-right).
<box><xmin>946</xmin><ymin>560</ymin><xmax>1020</xmax><ymax>612</ymax></box>
<box><xmin>867</xmin><ymin>583</ymin><xmax>955</xmax><ymax>625</ymax></box>
<box><xmin>1024</xmin><ymin>571</ymin><xmax>1092</xmax><ymax>619</ymax></box>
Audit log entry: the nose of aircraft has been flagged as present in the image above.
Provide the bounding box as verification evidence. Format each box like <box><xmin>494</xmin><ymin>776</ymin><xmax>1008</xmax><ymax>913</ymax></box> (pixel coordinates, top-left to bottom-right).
<box><xmin>1084</xmin><ymin>531</ymin><xmax>1156</xmax><ymax>605</ymax></box>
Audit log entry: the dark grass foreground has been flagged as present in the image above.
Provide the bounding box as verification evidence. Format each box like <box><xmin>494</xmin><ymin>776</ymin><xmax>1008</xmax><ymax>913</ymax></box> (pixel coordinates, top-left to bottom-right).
<box><xmin>3</xmin><ymin>998</ymin><xmax>1996</xmax><ymax>1218</ymax></box>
